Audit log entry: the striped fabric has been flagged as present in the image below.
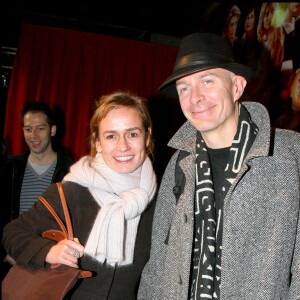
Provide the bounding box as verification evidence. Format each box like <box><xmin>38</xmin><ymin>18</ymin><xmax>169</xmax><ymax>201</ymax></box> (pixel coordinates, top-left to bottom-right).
<box><xmin>19</xmin><ymin>161</ymin><xmax>56</xmax><ymax>213</ymax></box>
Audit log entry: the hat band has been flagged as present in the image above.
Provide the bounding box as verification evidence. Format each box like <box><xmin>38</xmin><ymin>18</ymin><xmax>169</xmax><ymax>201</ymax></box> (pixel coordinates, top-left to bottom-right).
<box><xmin>174</xmin><ymin>53</ymin><xmax>235</xmax><ymax>71</ymax></box>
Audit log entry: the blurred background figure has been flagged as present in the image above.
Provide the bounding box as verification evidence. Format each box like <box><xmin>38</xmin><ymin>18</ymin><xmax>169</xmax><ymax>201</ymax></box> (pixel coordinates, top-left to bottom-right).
<box><xmin>273</xmin><ymin>68</ymin><xmax>300</xmax><ymax>132</ymax></box>
<box><xmin>236</xmin><ymin>3</ymin><xmax>277</xmax><ymax>120</ymax></box>
<box><xmin>282</xmin><ymin>2</ymin><xmax>300</xmax><ymax>63</ymax></box>
<box><xmin>279</xmin><ymin>3</ymin><xmax>300</xmax><ymax>108</ymax></box>
<box><xmin>257</xmin><ymin>2</ymin><xmax>285</xmax><ymax>70</ymax></box>
<box><xmin>255</xmin><ymin>2</ymin><xmax>286</xmax><ymax>120</ymax></box>
<box><xmin>291</xmin><ymin>68</ymin><xmax>300</xmax><ymax>110</ymax></box>
<box><xmin>233</xmin><ymin>3</ymin><xmax>262</xmax><ymax>68</ymax></box>
<box><xmin>222</xmin><ymin>4</ymin><xmax>241</xmax><ymax>47</ymax></box>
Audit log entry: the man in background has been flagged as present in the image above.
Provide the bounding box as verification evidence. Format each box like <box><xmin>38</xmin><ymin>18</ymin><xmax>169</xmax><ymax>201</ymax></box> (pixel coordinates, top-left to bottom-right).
<box><xmin>1</xmin><ymin>101</ymin><xmax>74</xmax><ymax>280</ymax></box>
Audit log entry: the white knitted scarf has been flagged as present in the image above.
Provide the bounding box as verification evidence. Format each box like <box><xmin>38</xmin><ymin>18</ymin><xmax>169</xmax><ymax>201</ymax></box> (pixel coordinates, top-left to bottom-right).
<box><xmin>63</xmin><ymin>154</ymin><xmax>157</xmax><ymax>265</ymax></box>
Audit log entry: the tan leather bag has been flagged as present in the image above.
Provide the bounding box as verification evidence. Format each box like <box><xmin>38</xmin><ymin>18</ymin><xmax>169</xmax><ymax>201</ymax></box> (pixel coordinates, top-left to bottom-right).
<box><xmin>2</xmin><ymin>182</ymin><xmax>92</xmax><ymax>300</ymax></box>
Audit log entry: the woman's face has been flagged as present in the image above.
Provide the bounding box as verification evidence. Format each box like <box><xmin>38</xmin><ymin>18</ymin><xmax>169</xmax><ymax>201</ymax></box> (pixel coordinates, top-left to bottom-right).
<box><xmin>245</xmin><ymin>9</ymin><xmax>255</xmax><ymax>34</ymax></box>
<box><xmin>96</xmin><ymin>106</ymin><xmax>150</xmax><ymax>174</ymax></box>
<box><xmin>263</xmin><ymin>3</ymin><xmax>274</xmax><ymax>29</ymax></box>
<box><xmin>228</xmin><ymin>15</ymin><xmax>239</xmax><ymax>40</ymax></box>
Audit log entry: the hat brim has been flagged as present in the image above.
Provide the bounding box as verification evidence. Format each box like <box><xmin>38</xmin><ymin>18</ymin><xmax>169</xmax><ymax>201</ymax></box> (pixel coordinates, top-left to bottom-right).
<box><xmin>159</xmin><ymin>63</ymin><xmax>253</xmax><ymax>99</ymax></box>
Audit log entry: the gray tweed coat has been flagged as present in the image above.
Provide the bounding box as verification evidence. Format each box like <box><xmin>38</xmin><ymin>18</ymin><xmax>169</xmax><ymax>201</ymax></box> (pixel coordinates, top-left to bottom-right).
<box><xmin>138</xmin><ymin>102</ymin><xmax>300</xmax><ymax>300</ymax></box>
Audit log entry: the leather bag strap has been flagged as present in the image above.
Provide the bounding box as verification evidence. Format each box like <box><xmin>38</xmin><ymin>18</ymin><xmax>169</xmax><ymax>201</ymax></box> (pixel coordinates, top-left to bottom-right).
<box><xmin>56</xmin><ymin>182</ymin><xmax>74</xmax><ymax>240</ymax></box>
<box><xmin>38</xmin><ymin>183</ymin><xmax>93</xmax><ymax>278</ymax></box>
<box><xmin>38</xmin><ymin>182</ymin><xmax>73</xmax><ymax>240</ymax></box>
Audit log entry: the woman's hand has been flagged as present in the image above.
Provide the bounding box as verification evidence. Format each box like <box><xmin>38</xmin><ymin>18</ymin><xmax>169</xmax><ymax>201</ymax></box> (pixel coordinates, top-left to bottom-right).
<box><xmin>45</xmin><ymin>237</ymin><xmax>84</xmax><ymax>268</ymax></box>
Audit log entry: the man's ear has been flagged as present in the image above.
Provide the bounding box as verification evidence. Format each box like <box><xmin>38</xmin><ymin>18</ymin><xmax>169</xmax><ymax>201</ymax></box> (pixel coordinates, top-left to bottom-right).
<box><xmin>233</xmin><ymin>75</ymin><xmax>247</xmax><ymax>102</ymax></box>
<box><xmin>51</xmin><ymin>125</ymin><xmax>57</xmax><ymax>137</ymax></box>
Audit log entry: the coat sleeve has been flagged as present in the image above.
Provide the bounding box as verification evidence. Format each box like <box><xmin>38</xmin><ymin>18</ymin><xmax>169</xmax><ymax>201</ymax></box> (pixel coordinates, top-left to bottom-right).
<box><xmin>286</xmin><ymin>206</ymin><xmax>300</xmax><ymax>299</ymax></box>
<box><xmin>2</xmin><ymin>183</ymin><xmax>64</xmax><ymax>267</ymax></box>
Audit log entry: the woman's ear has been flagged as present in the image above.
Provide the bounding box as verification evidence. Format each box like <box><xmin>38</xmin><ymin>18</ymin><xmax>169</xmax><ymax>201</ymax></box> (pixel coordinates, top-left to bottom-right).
<box><xmin>95</xmin><ymin>139</ymin><xmax>102</xmax><ymax>153</ymax></box>
<box><xmin>146</xmin><ymin>127</ymin><xmax>151</xmax><ymax>147</ymax></box>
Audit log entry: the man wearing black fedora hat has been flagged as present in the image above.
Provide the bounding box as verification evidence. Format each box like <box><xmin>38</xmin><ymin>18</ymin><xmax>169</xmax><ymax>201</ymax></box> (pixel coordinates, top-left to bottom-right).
<box><xmin>138</xmin><ymin>32</ymin><xmax>300</xmax><ymax>299</ymax></box>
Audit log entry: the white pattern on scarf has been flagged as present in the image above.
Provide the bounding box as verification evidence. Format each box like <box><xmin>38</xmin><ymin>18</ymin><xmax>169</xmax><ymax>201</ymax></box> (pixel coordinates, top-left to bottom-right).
<box><xmin>63</xmin><ymin>154</ymin><xmax>156</xmax><ymax>265</ymax></box>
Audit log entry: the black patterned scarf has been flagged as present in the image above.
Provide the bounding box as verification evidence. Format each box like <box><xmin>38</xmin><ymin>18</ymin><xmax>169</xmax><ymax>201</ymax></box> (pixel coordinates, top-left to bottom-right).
<box><xmin>189</xmin><ymin>104</ymin><xmax>258</xmax><ymax>299</ymax></box>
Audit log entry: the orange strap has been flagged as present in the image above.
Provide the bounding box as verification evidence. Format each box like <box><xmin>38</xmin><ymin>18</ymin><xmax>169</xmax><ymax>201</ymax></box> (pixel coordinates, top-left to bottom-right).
<box><xmin>38</xmin><ymin>182</ymin><xmax>73</xmax><ymax>240</ymax></box>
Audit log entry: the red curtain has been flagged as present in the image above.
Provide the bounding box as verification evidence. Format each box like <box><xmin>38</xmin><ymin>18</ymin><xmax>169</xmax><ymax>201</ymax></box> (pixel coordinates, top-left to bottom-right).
<box><xmin>4</xmin><ymin>23</ymin><xmax>179</xmax><ymax>162</ymax></box>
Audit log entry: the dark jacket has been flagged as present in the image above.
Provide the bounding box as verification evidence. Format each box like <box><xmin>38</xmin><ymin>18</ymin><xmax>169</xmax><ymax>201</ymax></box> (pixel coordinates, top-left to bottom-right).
<box><xmin>2</xmin><ymin>181</ymin><xmax>156</xmax><ymax>299</ymax></box>
<box><xmin>0</xmin><ymin>149</ymin><xmax>74</xmax><ymax>281</ymax></box>
<box><xmin>1</xmin><ymin>149</ymin><xmax>74</xmax><ymax>223</ymax></box>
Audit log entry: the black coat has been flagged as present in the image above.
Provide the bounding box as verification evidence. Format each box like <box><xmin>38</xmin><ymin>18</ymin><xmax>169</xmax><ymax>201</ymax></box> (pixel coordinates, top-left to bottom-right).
<box><xmin>0</xmin><ymin>150</ymin><xmax>74</xmax><ymax>281</ymax></box>
<box><xmin>1</xmin><ymin>150</ymin><xmax>74</xmax><ymax>223</ymax></box>
<box><xmin>2</xmin><ymin>181</ymin><xmax>156</xmax><ymax>299</ymax></box>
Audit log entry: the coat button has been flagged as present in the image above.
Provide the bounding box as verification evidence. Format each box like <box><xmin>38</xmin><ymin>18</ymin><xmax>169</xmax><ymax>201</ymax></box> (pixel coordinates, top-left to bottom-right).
<box><xmin>173</xmin><ymin>185</ymin><xmax>181</xmax><ymax>195</ymax></box>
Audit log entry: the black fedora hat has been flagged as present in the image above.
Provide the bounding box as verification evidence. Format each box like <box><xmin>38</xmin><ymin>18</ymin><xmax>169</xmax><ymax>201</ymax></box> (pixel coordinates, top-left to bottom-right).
<box><xmin>159</xmin><ymin>32</ymin><xmax>253</xmax><ymax>98</ymax></box>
